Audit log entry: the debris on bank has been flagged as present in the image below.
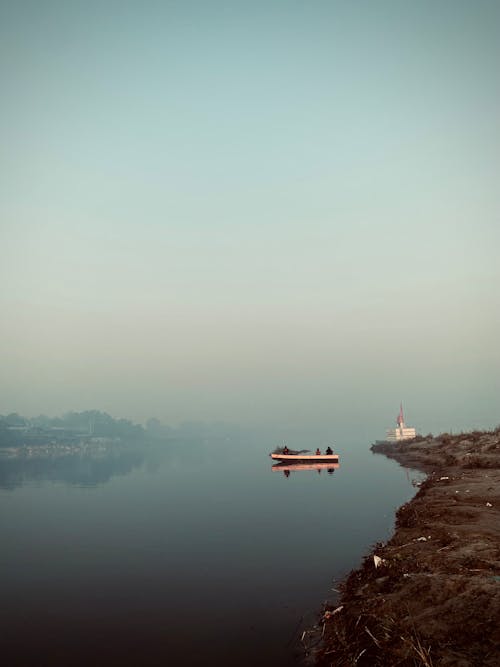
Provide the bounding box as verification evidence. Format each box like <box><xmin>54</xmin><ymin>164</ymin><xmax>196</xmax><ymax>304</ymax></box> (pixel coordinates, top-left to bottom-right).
<box><xmin>312</xmin><ymin>428</ymin><xmax>500</xmax><ymax>666</ymax></box>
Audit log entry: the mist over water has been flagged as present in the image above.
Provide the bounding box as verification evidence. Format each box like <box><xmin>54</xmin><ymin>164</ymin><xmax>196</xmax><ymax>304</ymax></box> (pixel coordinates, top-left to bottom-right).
<box><xmin>0</xmin><ymin>435</ymin><xmax>423</xmax><ymax>666</ymax></box>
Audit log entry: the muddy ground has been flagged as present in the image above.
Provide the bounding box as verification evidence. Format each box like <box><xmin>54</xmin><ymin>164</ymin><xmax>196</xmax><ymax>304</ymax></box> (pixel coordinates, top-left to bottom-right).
<box><xmin>311</xmin><ymin>429</ymin><xmax>500</xmax><ymax>666</ymax></box>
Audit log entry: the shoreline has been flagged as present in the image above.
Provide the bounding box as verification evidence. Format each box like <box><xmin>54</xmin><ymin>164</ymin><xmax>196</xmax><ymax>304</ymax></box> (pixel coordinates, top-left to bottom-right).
<box><xmin>312</xmin><ymin>429</ymin><xmax>500</xmax><ymax>666</ymax></box>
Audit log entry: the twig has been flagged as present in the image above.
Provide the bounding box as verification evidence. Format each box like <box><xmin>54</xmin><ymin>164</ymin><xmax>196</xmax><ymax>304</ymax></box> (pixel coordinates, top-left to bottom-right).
<box><xmin>354</xmin><ymin>648</ymin><xmax>367</xmax><ymax>664</ymax></box>
<box><xmin>365</xmin><ymin>626</ymin><xmax>382</xmax><ymax>648</ymax></box>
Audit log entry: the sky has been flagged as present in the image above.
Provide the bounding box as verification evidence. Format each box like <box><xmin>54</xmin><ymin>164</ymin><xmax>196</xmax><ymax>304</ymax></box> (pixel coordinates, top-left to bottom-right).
<box><xmin>1</xmin><ymin>0</ymin><xmax>499</xmax><ymax>441</ymax></box>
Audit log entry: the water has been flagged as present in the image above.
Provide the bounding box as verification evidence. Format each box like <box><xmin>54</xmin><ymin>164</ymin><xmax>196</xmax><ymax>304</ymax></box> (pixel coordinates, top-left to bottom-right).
<box><xmin>0</xmin><ymin>436</ymin><xmax>422</xmax><ymax>666</ymax></box>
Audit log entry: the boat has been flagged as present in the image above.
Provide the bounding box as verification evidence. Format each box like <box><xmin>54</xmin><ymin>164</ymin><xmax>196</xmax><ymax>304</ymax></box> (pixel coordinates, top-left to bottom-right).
<box><xmin>270</xmin><ymin>449</ymin><xmax>339</xmax><ymax>464</ymax></box>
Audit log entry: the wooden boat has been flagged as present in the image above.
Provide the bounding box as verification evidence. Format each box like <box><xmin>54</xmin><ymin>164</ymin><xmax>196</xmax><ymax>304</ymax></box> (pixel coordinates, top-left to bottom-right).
<box><xmin>270</xmin><ymin>452</ymin><xmax>339</xmax><ymax>464</ymax></box>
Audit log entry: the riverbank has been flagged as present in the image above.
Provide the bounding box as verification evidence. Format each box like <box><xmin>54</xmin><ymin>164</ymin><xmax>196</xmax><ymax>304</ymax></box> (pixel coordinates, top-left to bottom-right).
<box><xmin>313</xmin><ymin>428</ymin><xmax>500</xmax><ymax>666</ymax></box>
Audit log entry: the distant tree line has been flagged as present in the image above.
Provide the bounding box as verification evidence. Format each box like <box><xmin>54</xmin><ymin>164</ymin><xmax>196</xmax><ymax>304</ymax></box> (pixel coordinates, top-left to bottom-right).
<box><xmin>0</xmin><ymin>411</ymin><xmax>147</xmax><ymax>446</ymax></box>
<box><xmin>0</xmin><ymin>411</ymin><xmax>241</xmax><ymax>447</ymax></box>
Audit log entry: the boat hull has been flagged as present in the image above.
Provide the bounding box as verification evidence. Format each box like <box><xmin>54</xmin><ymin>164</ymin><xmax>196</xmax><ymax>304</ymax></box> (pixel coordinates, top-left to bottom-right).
<box><xmin>270</xmin><ymin>453</ymin><xmax>339</xmax><ymax>464</ymax></box>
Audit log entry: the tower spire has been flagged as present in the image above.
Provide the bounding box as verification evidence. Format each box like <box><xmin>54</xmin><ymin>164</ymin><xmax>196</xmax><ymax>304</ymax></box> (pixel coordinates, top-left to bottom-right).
<box><xmin>396</xmin><ymin>402</ymin><xmax>404</xmax><ymax>427</ymax></box>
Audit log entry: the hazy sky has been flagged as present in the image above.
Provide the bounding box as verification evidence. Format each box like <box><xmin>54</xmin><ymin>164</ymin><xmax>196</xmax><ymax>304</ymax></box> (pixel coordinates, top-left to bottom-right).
<box><xmin>1</xmin><ymin>1</ymin><xmax>499</xmax><ymax>440</ymax></box>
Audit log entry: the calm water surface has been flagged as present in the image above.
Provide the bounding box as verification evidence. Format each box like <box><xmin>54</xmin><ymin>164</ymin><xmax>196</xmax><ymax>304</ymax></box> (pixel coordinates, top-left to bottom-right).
<box><xmin>0</xmin><ymin>436</ymin><xmax>422</xmax><ymax>666</ymax></box>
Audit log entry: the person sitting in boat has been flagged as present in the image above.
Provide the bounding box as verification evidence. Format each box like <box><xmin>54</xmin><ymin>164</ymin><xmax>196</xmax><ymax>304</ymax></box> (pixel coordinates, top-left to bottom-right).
<box><xmin>315</xmin><ymin>448</ymin><xmax>321</xmax><ymax>455</ymax></box>
<box><xmin>326</xmin><ymin>446</ymin><xmax>333</xmax><ymax>455</ymax></box>
<box><xmin>283</xmin><ymin>446</ymin><xmax>289</xmax><ymax>455</ymax></box>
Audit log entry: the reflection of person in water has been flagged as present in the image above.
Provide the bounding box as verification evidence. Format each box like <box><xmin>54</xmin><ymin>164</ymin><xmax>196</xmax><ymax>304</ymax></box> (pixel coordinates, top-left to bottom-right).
<box><xmin>284</xmin><ymin>469</ymin><xmax>290</xmax><ymax>478</ymax></box>
<box><xmin>326</xmin><ymin>446</ymin><xmax>333</xmax><ymax>455</ymax></box>
<box><xmin>328</xmin><ymin>468</ymin><xmax>334</xmax><ymax>475</ymax></box>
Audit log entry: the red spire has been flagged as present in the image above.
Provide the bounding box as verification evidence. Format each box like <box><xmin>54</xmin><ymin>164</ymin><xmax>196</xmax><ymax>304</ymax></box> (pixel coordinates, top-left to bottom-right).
<box><xmin>396</xmin><ymin>403</ymin><xmax>404</xmax><ymax>426</ymax></box>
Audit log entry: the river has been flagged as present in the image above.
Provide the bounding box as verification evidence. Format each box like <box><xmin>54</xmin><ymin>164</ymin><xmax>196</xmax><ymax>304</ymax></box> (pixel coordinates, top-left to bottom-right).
<box><xmin>0</xmin><ymin>435</ymin><xmax>422</xmax><ymax>666</ymax></box>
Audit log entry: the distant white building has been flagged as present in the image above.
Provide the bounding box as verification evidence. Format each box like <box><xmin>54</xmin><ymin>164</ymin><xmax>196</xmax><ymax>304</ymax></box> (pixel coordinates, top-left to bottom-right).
<box><xmin>386</xmin><ymin>404</ymin><xmax>416</xmax><ymax>442</ymax></box>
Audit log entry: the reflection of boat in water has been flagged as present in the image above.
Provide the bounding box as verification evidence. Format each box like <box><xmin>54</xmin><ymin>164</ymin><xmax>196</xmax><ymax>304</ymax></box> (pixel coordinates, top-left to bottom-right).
<box><xmin>272</xmin><ymin>462</ymin><xmax>340</xmax><ymax>472</ymax></box>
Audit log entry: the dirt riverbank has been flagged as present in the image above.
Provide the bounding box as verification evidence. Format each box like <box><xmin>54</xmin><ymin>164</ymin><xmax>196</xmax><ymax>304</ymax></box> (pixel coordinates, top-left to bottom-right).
<box><xmin>313</xmin><ymin>429</ymin><xmax>500</xmax><ymax>666</ymax></box>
